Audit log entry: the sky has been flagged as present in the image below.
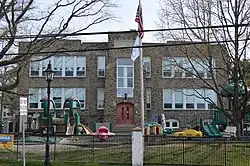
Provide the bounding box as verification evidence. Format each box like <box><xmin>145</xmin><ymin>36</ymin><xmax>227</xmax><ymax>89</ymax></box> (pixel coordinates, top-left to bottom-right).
<box><xmin>37</xmin><ymin>0</ymin><xmax>161</xmax><ymax>43</ymax></box>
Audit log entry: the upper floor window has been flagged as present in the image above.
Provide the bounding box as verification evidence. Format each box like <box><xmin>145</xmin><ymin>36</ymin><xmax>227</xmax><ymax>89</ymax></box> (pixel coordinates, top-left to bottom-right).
<box><xmin>143</xmin><ymin>57</ymin><xmax>151</xmax><ymax>78</ymax></box>
<box><xmin>30</xmin><ymin>56</ymin><xmax>41</xmax><ymax>76</ymax></box>
<box><xmin>65</xmin><ymin>56</ymin><xmax>74</xmax><ymax>76</ymax></box>
<box><xmin>163</xmin><ymin>88</ymin><xmax>217</xmax><ymax>110</ymax></box>
<box><xmin>76</xmin><ymin>56</ymin><xmax>86</xmax><ymax>77</ymax></box>
<box><xmin>53</xmin><ymin>56</ymin><xmax>63</xmax><ymax>76</ymax></box>
<box><xmin>97</xmin><ymin>56</ymin><xmax>105</xmax><ymax>77</ymax></box>
<box><xmin>28</xmin><ymin>88</ymin><xmax>86</xmax><ymax>109</ymax></box>
<box><xmin>116</xmin><ymin>58</ymin><xmax>134</xmax><ymax>98</ymax></box>
<box><xmin>97</xmin><ymin>88</ymin><xmax>105</xmax><ymax>109</ymax></box>
<box><xmin>162</xmin><ymin>57</ymin><xmax>215</xmax><ymax>79</ymax></box>
<box><xmin>29</xmin><ymin>55</ymin><xmax>86</xmax><ymax>77</ymax></box>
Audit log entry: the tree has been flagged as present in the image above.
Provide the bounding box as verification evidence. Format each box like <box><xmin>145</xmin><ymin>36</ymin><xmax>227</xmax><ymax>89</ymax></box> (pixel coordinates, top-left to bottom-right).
<box><xmin>0</xmin><ymin>0</ymin><xmax>116</xmax><ymax>120</ymax></box>
<box><xmin>157</xmin><ymin>0</ymin><xmax>250</xmax><ymax>137</ymax></box>
<box><xmin>0</xmin><ymin>0</ymin><xmax>116</xmax><ymax>91</ymax></box>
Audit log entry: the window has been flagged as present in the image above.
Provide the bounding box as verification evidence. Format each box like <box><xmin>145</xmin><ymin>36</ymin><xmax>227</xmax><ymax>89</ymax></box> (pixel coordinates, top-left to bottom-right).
<box><xmin>76</xmin><ymin>56</ymin><xmax>86</xmax><ymax>76</ymax></box>
<box><xmin>65</xmin><ymin>56</ymin><xmax>74</xmax><ymax>76</ymax></box>
<box><xmin>65</xmin><ymin>88</ymin><xmax>74</xmax><ymax>108</ymax></box>
<box><xmin>53</xmin><ymin>56</ymin><xmax>63</xmax><ymax>76</ymax></box>
<box><xmin>97</xmin><ymin>56</ymin><xmax>105</xmax><ymax>77</ymax></box>
<box><xmin>185</xmin><ymin>89</ymin><xmax>194</xmax><ymax>109</ymax></box>
<box><xmin>174</xmin><ymin>90</ymin><xmax>183</xmax><ymax>108</ymax></box>
<box><xmin>146</xmin><ymin>88</ymin><xmax>151</xmax><ymax>109</ymax></box>
<box><xmin>53</xmin><ymin>88</ymin><xmax>62</xmax><ymax>108</ymax></box>
<box><xmin>193</xmin><ymin>60</ymin><xmax>205</xmax><ymax>78</ymax></box>
<box><xmin>183</xmin><ymin>59</ymin><xmax>194</xmax><ymax>78</ymax></box>
<box><xmin>143</xmin><ymin>57</ymin><xmax>151</xmax><ymax>78</ymax></box>
<box><xmin>165</xmin><ymin>119</ymin><xmax>179</xmax><ymax>129</ymax></box>
<box><xmin>162</xmin><ymin>57</ymin><xmax>173</xmax><ymax>78</ymax></box>
<box><xmin>173</xmin><ymin>58</ymin><xmax>183</xmax><ymax>78</ymax></box>
<box><xmin>29</xmin><ymin>55</ymin><xmax>86</xmax><ymax>77</ymax></box>
<box><xmin>97</xmin><ymin>88</ymin><xmax>104</xmax><ymax>109</ymax></box>
<box><xmin>195</xmin><ymin>89</ymin><xmax>206</xmax><ymax>109</ymax></box>
<box><xmin>206</xmin><ymin>89</ymin><xmax>217</xmax><ymax>109</ymax></box>
<box><xmin>163</xmin><ymin>88</ymin><xmax>216</xmax><ymax>110</ymax></box>
<box><xmin>41</xmin><ymin>56</ymin><xmax>51</xmax><ymax>76</ymax></box>
<box><xmin>29</xmin><ymin>88</ymin><xmax>39</xmax><ymax>108</ymax></box>
<box><xmin>28</xmin><ymin>88</ymin><xmax>86</xmax><ymax>110</ymax></box>
<box><xmin>163</xmin><ymin>89</ymin><xmax>172</xmax><ymax>109</ymax></box>
<box><xmin>116</xmin><ymin>58</ymin><xmax>134</xmax><ymax>98</ymax></box>
<box><xmin>30</xmin><ymin>56</ymin><xmax>41</xmax><ymax>76</ymax></box>
<box><xmin>76</xmin><ymin>88</ymin><xmax>85</xmax><ymax>109</ymax></box>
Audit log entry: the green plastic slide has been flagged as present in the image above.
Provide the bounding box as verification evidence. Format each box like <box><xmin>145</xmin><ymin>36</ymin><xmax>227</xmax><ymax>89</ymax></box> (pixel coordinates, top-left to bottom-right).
<box><xmin>209</xmin><ymin>125</ymin><xmax>222</xmax><ymax>137</ymax></box>
<box><xmin>203</xmin><ymin>124</ymin><xmax>222</xmax><ymax>137</ymax></box>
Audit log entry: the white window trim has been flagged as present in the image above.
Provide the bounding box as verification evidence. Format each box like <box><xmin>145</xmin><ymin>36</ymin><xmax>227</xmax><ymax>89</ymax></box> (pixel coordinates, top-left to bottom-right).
<box><xmin>97</xmin><ymin>88</ymin><xmax>105</xmax><ymax>110</ymax></box>
<box><xmin>162</xmin><ymin>57</ymin><xmax>216</xmax><ymax>79</ymax></box>
<box><xmin>28</xmin><ymin>88</ymin><xmax>86</xmax><ymax>110</ymax></box>
<box><xmin>97</xmin><ymin>56</ymin><xmax>105</xmax><ymax>78</ymax></box>
<box><xmin>116</xmin><ymin>64</ymin><xmax>134</xmax><ymax>88</ymax></box>
<box><xmin>163</xmin><ymin>88</ymin><xmax>217</xmax><ymax>110</ymax></box>
<box><xmin>166</xmin><ymin>119</ymin><xmax>179</xmax><ymax>129</ymax></box>
<box><xmin>29</xmin><ymin>56</ymin><xmax>86</xmax><ymax>78</ymax></box>
<box><xmin>143</xmin><ymin>57</ymin><xmax>151</xmax><ymax>78</ymax></box>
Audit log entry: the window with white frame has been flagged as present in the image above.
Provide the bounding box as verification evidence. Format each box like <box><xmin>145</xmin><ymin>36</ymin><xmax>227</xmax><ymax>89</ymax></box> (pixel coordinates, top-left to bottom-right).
<box><xmin>97</xmin><ymin>88</ymin><xmax>104</xmax><ymax>109</ymax></box>
<box><xmin>174</xmin><ymin>90</ymin><xmax>183</xmax><ymax>108</ymax></box>
<box><xmin>143</xmin><ymin>57</ymin><xmax>151</xmax><ymax>78</ymax></box>
<box><xmin>162</xmin><ymin>57</ymin><xmax>215</xmax><ymax>79</ymax></box>
<box><xmin>163</xmin><ymin>88</ymin><xmax>217</xmax><ymax>110</ymax></box>
<box><xmin>173</xmin><ymin>58</ymin><xmax>183</xmax><ymax>78</ymax></box>
<box><xmin>76</xmin><ymin>56</ymin><xmax>86</xmax><ymax>76</ymax></box>
<box><xmin>30</xmin><ymin>55</ymin><xmax>86</xmax><ymax>77</ymax></box>
<box><xmin>53</xmin><ymin>88</ymin><xmax>62</xmax><ymax>108</ymax></box>
<box><xmin>97</xmin><ymin>56</ymin><xmax>105</xmax><ymax>77</ymax></box>
<box><xmin>28</xmin><ymin>88</ymin><xmax>86</xmax><ymax>109</ymax></box>
<box><xmin>41</xmin><ymin>56</ymin><xmax>51</xmax><ymax>76</ymax></box>
<box><xmin>206</xmin><ymin>89</ymin><xmax>217</xmax><ymax>109</ymax></box>
<box><xmin>166</xmin><ymin>119</ymin><xmax>179</xmax><ymax>129</ymax></box>
<box><xmin>75</xmin><ymin>88</ymin><xmax>85</xmax><ymax>109</ymax></box>
<box><xmin>162</xmin><ymin>57</ymin><xmax>174</xmax><ymax>78</ymax></box>
<box><xmin>163</xmin><ymin>89</ymin><xmax>172</xmax><ymax>109</ymax></box>
<box><xmin>146</xmin><ymin>88</ymin><xmax>151</xmax><ymax>109</ymax></box>
<box><xmin>65</xmin><ymin>56</ymin><xmax>74</xmax><ymax>76</ymax></box>
<box><xmin>53</xmin><ymin>56</ymin><xmax>63</xmax><ymax>76</ymax></box>
<box><xmin>30</xmin><ymin>56</ymin><xmax>41</xmax><ymax>76</ymax></box>
<box><xmin>195</xmin><ymin>89</ymin><xmax>206</xmax><ymax>109</ymax></box>
<box><xmin>185</xmin><ymin>89</ymin><xmax>195</xmax><ymax>109</ymax></box>
<box><xmin>116</xmin><ymin>58</ymin><xmax>134</xmax><ymax>98</ymax></box>
<box><xmin>29</xmin><ymin>88</ymin><xmax>39</xmax><ymax>108</ymax></box>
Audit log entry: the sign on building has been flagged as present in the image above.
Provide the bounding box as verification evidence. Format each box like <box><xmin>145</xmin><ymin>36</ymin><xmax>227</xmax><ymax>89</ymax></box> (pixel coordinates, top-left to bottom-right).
<box><xmin>117</xmin><ymin>88</ymin><xmax>134</xmax><ymax>98</ymax></box>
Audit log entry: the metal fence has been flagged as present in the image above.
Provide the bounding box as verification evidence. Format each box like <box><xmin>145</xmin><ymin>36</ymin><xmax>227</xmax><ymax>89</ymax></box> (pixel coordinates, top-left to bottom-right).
<box><xmin>1</xmin><ymin>134</ymin><xmax>250</xmax><ymax>166</ymax></box>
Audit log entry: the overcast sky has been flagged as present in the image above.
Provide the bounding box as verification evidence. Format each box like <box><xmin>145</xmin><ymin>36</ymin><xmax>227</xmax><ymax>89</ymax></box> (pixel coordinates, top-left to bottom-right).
<box><xmin>38</xmin><ymin>0</ymin><xmax>161</xmax><ymax>42</ymax></box>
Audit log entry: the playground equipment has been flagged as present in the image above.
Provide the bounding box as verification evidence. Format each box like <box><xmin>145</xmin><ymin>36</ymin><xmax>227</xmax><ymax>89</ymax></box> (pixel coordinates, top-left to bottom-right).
<box><xmin>37</xmin><ymin>96</ymin><xmax>92</xmax><ymax>135</ymax></box>
<box><xmin>201</xmin><ymin>119</ymin><xmax>222</xmax><ymax>137</ymax></box>
<box><xmin>91</xmin><ymin>126</ymin><xmax>115</xmax><ymax>141</ymax></box>
<box><xmin>38</xmin><ymin>97</ymin><xmax>57</xmax><ymax>134</ymax></box>
<box><xmin>174</xmin><ymin>129</ymin><xmax>203</xmax><ymax>137</ymax></box>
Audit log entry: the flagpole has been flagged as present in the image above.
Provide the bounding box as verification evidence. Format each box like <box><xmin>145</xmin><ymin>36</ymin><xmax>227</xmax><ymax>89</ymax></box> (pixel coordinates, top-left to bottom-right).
<box><xmin>139</xmin><ymin>37</ymin><xmax>145</xmax><ymax>134</ymax></box>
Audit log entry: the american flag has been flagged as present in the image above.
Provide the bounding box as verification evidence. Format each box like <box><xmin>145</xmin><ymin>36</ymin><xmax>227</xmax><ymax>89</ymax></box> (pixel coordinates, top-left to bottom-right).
<box><xmin>135</xmin><ymin>2</ymin><xmax>144</xmax><ymax>39</ymax></box>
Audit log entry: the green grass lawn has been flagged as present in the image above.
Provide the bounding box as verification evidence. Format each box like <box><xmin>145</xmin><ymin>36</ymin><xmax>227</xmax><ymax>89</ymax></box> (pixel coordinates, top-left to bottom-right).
<box><xmin>1</xmin><ymin>142</ymin><xmax>250</xmax><ymax>166</ymax></box>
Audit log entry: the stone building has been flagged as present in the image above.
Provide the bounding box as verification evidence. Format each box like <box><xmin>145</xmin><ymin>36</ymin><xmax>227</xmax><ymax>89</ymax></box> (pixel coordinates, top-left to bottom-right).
<box><xmin>17</xmin><ymin>31</ymin><xmax>228</xmax><ymax>130</ymax></box>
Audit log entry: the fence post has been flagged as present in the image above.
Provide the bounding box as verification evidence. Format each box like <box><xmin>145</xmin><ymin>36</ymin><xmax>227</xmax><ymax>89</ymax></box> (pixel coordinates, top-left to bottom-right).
<box><xmin>132</xmin><ymin>127</ymin><xmax>143</xmax><ymax>166</ymax></box>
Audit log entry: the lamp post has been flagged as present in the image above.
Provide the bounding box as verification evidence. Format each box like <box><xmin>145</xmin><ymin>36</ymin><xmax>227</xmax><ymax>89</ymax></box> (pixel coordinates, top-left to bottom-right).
<box><xmin>43</xmin><ymin>61</ymin><xmax>54</xmax><ymax>166</ymax></box>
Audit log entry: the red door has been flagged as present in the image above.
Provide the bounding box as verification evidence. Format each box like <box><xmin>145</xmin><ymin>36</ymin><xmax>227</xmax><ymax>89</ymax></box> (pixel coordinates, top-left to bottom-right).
<box><xmin>116</xmin><ymin>102</ymin><xmax>134</xmax><ymax>125</ymax></box>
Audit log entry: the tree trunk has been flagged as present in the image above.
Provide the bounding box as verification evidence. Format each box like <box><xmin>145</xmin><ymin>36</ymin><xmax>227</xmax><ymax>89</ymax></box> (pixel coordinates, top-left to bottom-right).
<box><xmin>235</xmin><ymin>120</ymin><xmax>243</xmax><ymax>138</ymax></box>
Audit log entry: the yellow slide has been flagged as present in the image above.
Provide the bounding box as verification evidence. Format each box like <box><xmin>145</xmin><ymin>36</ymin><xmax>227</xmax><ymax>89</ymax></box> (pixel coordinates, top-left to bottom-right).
<box><xmin>78</xmin><ymin>124</ymin><xmax>93</xmax><ymax>135</ymax></box>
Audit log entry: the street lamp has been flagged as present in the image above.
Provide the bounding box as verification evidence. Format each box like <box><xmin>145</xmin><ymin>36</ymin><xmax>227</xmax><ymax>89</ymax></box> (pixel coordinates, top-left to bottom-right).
<box><xmin>43</xmin><ymin>61</ymin><xmax>54</xmax><ymax>166</ymax></box>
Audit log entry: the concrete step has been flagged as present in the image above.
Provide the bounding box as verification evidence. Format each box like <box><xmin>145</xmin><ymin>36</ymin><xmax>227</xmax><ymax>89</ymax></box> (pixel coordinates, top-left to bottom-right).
<box><xmin>112</xmin><ymin>124</ymin><xmax>135</xmax><ymax>133</ymax></box>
